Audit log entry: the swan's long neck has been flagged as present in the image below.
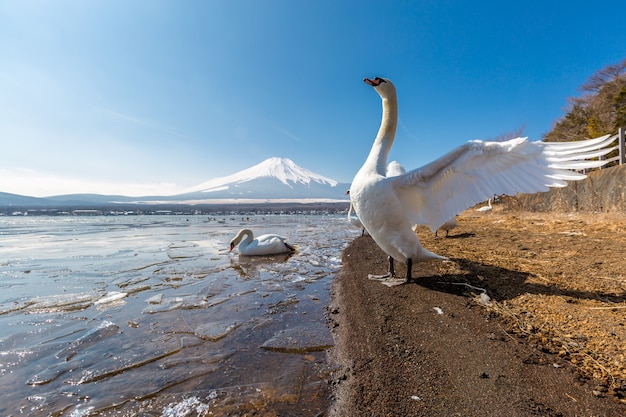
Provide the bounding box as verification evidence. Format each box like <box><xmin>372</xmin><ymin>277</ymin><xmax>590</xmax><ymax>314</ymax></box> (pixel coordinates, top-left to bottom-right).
<box><xmin>235</xmin><ymin>229</ymin><xmax>253</xmax><ymax>247</ymax></box>
<box><xmin>364</xmin><ymin>96</ymin><xmax>398</xmax><ymax>175</ymax></box>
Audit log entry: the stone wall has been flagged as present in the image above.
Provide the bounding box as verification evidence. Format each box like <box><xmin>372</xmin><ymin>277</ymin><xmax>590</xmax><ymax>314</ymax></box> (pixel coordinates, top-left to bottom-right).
<box><xmin>507</xmin><ymin>164</ymin><xmax>626</xmax><ymax>212</ymax></box>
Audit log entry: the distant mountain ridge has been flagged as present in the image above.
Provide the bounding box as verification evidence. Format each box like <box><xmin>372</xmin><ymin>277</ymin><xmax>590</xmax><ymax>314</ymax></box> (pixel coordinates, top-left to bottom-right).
<box><xmin>0</xmin><ymin>158</ymin><xmax>350</xmax><ymax>208</ymax></box>
<box><xmin>0</xmin><ymin>192</ymin><xmax>50</xmax><ymax>206</ymax></box>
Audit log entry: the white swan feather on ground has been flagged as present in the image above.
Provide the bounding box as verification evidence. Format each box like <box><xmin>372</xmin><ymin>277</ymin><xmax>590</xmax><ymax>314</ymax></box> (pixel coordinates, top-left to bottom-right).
<box><xmin>349</xmin><ymin>76</ymin><xmax>614</xmax><ymax>284</ymax></box>
<box><xmin>229</xmin><ymin>229</ymin><xmax>296</xmax><ymax>256</ymax></box>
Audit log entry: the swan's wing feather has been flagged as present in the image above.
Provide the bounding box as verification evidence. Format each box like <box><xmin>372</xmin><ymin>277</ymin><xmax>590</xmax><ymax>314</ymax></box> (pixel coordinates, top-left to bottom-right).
<box><xmin>241</xmin><ymin>234</ymin><xmax>291</xmax><ymax>255</ymax></box>
<box><xmin>541</xmin><ymin>134</ymin><xmax>612</xmax><ymax>149</ymax></box>
<box><xmin>256</xmin><ymin>234</ymin><xmax>288</xmax><ymax>249</ymax></box>
<box><xmin>392</xmin><ymin>136</ymin><xmax>609</xmax><ymax>231</ymax></box>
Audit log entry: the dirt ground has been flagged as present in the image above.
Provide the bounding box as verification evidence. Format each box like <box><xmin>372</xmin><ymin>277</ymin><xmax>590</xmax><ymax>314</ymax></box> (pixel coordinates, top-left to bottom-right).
<box><xmin>327</xmin><ymin>208</ymin><xmax>626</xmax><ymax>416</ymax></box>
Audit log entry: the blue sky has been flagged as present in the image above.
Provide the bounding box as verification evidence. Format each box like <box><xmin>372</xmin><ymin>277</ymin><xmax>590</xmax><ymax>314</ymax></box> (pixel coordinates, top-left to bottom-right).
<box><xmin>1</xmin><ymin>0</ymin><xmax>625</xmax><ymax>197</ymax></box>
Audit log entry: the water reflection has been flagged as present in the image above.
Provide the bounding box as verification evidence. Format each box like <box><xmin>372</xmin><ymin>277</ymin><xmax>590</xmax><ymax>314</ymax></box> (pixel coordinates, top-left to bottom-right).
<box><xmin>230</xmin><ymin>252</ymin><xmax>295</xmax><ymax>279</ymax></box>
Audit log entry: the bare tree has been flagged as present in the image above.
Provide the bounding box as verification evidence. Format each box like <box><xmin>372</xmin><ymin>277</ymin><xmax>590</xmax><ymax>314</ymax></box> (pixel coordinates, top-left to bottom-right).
<box><xmin>580</xmin><ymin>59</ymin><xmax>626</xmax><ymax>93</ymax></box>
<box><xmin>488</xmin><ymin>126</ymin><xmax>526</xmax><ymax>142</ymax></box>
<box><xmin>544</xmin><ymin>58</ymin><xmax>626</xmax><ymax>143</ymax></box>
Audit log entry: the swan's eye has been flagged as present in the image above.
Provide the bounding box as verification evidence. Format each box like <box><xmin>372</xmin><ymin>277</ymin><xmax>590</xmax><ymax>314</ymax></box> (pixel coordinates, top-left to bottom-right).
<box><xmin>375</xmin><ymin>77</ymin><xmax>387</xmax><ymax>84</ymax></box>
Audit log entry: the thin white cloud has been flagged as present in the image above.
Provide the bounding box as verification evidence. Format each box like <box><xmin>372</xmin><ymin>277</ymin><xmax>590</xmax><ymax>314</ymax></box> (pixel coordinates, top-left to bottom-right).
<box><xmin>274</xmin><ymin>126</ymin><xmax>305</xmax><ymax>143</ymax></box>
<box><xmin>102</xmin><ymin>109</ymin><xmax>187</xmax><ymax>139</ymax></box>
<box><xmin>398</xmin><ymin>117</ymin><xmax>421</xmax><ymax>142</ymax></box>
<box><xmin>0</xmin><ymin>169</ymin><xmax>183</xmax><ymax>197</ymax></box>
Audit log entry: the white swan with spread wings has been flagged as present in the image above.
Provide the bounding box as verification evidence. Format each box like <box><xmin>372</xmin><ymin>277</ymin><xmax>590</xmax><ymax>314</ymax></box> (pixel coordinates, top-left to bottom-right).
<box><xmin>349</xmin><ymin>76</ymin><xmax>613</xmax><ymax>283</ymax></box>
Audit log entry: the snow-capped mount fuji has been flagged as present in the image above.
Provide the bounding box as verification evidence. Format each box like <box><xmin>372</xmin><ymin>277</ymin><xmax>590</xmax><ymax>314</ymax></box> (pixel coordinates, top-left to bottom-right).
<box><xmin>180</xmin><ymin>157</ymin><xmax>350</xmax><ymax>202</ymax></box>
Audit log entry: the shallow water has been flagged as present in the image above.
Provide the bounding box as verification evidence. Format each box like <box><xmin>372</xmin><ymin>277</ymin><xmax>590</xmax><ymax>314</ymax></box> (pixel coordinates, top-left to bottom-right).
<box><xmin>0</xmin><ymin>214</ymin><xmax>357</xmax><ymax>416</ymax></box>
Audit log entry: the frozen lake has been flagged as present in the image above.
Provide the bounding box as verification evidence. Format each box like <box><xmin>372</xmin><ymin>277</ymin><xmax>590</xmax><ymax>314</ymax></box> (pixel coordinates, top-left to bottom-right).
<box><xmin>0</xmin><ymin>214</ymin><xmax>357</xmax><ymax>416</ymax></box>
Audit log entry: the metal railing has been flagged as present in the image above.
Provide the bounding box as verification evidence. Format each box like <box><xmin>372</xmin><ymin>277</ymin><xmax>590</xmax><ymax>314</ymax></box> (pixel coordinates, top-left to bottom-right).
<box><xmin>598</xmin><ymin>127</ymin><xmax>626</xmax><ymax>167</ymax></box>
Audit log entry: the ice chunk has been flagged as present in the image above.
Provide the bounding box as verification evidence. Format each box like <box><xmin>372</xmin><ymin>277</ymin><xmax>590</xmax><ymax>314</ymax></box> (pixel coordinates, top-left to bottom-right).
<box><xmin>27</xmin><ymin>362</ymin><xmax>74</xmax><ymax>385</ymax></box>
<box><xmin>260</xmin><ymin>325</ymin><xmax>333</xmax><ymax>353</ymax></box>
<box><xmin>94</xmin><ymin>291</ymin><xmax>127</xmax><ymax>305</ymax></box>
<box><xmin>55</xmin><ymin>321</ymin><xmax>120</xmax><ymax>361</ymax></box>
<box><xmin>142</xmin><ymin>299</ymin><xmax>184</xmax><ymax>314</ymax></box>
<box><xmin>66</xmin><ymin>334</ymin><xmax>183</xmax><ymax>385</ymax></box>
<box><xmin>28</xmin><ymin>321</ymin><xmax>120</xmax><ymax>385</ymax></box>
<box><xmin>25</xmin><ymin>292</ymin><xmax>99</xmax><ymax>313</ymax></box>
<box><xmin>161</xmin><ymin>396</ymin><xmax>209</xmax><ymax>417</ymax></box>
<box><xmin>145</xmin><ymin>293</ymin><xmax>164</xmax><ymax>304</ymax></box>
<box><xmin>194</xmin><ymin>320</ymin><xmax>240</xmax><ymax>341</ymax></box>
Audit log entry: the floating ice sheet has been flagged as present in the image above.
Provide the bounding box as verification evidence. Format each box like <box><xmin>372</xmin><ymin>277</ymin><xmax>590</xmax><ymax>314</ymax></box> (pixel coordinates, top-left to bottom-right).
<box><xmin>194</xmin><ymin>320</ymin><xmax>240</xmax><ymax>341</ymax></box>
<box><xmin>260</xmin><ymin>324</ymin><xmax>334</xmax><ymax>353</ymax></box>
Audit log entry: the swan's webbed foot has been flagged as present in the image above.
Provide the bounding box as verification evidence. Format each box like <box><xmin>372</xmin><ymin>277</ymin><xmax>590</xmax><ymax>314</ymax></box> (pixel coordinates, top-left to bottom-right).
<box><xmin>369</xmin><ymin>257</ymin><xmax>411</xmax><ymax>287</ymax></box>
<box><xmin>368</xmin><ymin>273</ymin><xmax>407</xmax><ymax>287</ymax></box>
<box><xmin>367</xmin><ymin>272</ymin><xmax>393</xmax><ymax>280</ymax></box>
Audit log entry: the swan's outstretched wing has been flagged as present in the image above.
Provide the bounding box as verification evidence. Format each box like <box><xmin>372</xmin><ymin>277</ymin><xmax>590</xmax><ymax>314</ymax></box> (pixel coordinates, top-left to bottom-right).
<box><xmin>392</xmin><ymin>135</ymin><xmax>615</xmax><ymax>231</ymax></box>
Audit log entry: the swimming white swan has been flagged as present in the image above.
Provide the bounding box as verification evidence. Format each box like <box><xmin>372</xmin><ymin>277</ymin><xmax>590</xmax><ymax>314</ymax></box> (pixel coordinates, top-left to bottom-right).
<box><xmin>349</xmin><ymin>76</ymin><xmax>613</xmax><ymax>283</ymax></box>
<box><xmin>476</xmin><ymin>198</ymin><xmax>493</xmax><ymax>213</ymax></box>
<box><xmin>229</xmin><ymin>229</ymin><xmax>295</xmax><ymax>256</ymax></box>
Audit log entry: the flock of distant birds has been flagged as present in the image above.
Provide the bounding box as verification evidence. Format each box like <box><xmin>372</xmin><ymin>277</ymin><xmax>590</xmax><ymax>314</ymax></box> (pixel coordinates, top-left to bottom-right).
<box><xmin>228</xmin><ymin>76</ymin><xmax>611</xmax><ymax>284</ymax></box>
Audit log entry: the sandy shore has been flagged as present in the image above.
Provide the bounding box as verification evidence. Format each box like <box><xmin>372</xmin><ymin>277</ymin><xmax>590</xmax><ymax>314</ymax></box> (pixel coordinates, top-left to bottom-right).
<box><xmin>326</xmin><ymin>213</ymin><xmax>626</xmax><ymax>416</ymax></box>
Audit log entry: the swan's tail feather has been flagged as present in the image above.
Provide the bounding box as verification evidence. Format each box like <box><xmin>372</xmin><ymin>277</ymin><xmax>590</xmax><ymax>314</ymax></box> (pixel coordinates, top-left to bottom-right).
<box><xmin>415</xmin><ymin>247</ymin><xmax>448</xmax><ymax>262</ymax></box>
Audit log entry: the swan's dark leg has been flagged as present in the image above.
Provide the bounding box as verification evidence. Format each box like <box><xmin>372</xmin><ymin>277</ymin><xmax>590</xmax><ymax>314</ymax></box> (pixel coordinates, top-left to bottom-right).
<box><xmin>368</xmin><ymin>257</ymin><xmax>411</xmax><ymax>285</ymax></box>
<box><xmin>406</xmin><ymin>258</ymin><xmax>413</xmax><ymax>282</ymax></box>
<box><xmin>368</xmin><ymin>256</ymin><xmax>395</xmax><ymax>280</ymax></box>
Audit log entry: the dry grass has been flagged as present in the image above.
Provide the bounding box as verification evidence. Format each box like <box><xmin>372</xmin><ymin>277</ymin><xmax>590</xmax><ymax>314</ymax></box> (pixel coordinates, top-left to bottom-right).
<box><xmin>416</xmin><ymin>209</ymin><xmax>626</xmax><ymax>399</ymax></box>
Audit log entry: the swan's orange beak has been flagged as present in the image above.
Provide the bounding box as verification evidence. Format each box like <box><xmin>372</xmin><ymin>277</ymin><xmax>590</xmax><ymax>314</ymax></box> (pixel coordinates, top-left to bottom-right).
<box><xmin>229</xmin><ymin>243</ymin><xmax>234</xmax><ymax>252</ymax></box>
<box><xmin>364</xmin><ymin>77</ymin><xmax>385</xmax><ymax>87</ymax></box>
